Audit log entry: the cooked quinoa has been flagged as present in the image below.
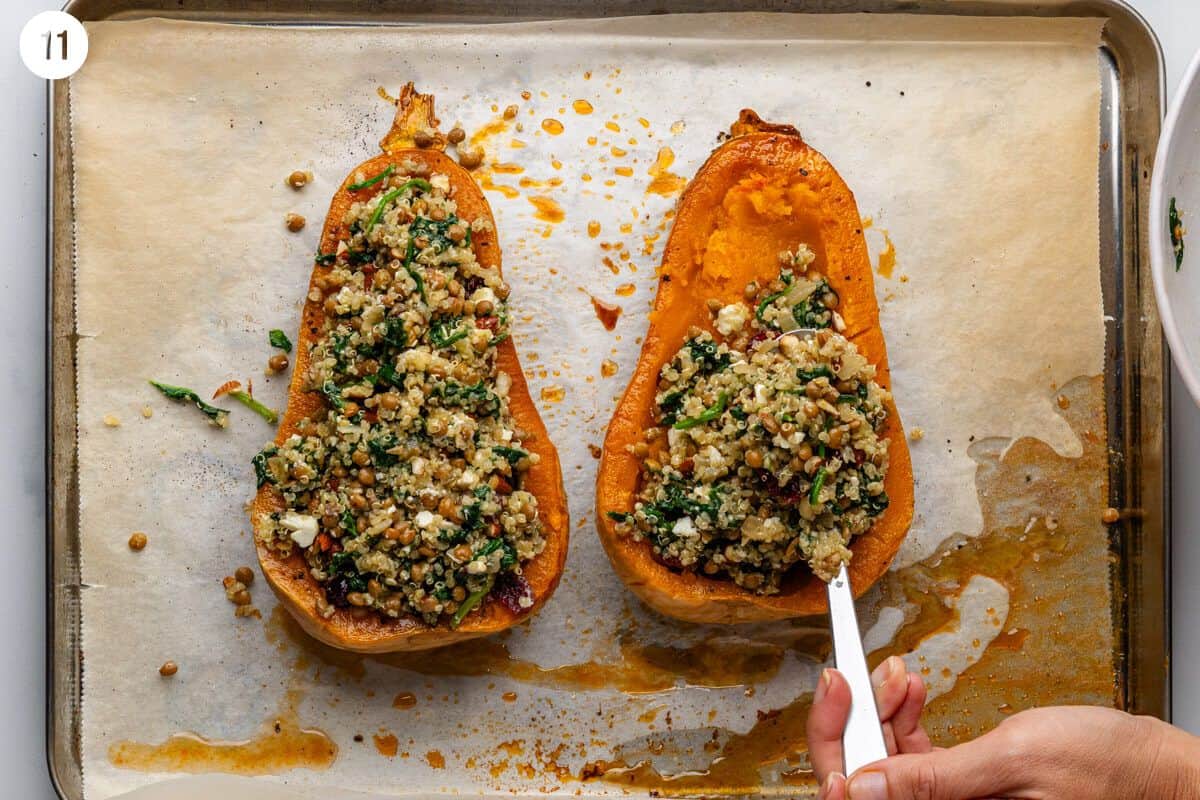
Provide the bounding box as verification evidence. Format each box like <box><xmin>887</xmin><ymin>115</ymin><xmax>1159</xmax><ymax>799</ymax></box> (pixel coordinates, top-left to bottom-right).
<box><xmin>254</xmin><ymin>160</ymin><xmax>545</xmax><ymax>626</ymax></box>
<box><xmin>609</xmin><ymin>245</ymin><xmax>890</xmax><ymax>590</ymax></box>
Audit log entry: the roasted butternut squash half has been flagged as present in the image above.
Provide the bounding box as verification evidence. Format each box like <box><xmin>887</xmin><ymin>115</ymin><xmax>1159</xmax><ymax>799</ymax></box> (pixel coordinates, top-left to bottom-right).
<box><xmin>596</xmin><ymin>111</ymin><xmax>913</xmax><ymax>623</ymax></box>
<box><xmin>252</xmin><ymin>85</ymin><xmax>568</xmax><ymax>652</ymax></box>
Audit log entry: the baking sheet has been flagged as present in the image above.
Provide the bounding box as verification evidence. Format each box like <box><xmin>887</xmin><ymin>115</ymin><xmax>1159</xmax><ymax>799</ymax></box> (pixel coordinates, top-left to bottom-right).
<box><xmin>68</xmin><ymin>13</ymin><xmax>1112</xmax><ymax>798</ymax></box>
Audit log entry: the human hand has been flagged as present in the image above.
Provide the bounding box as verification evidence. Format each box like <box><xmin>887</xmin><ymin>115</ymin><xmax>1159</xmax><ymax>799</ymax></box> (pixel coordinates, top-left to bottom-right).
<box><xmin>807</xmin><ymin>659</ymin><xmax>1200</xmax><ymax>800</ymax></box>
<box><xmin>807</xmin><ymin>655</ymin><xmax>933</xmax><ymax>799</ymax></box>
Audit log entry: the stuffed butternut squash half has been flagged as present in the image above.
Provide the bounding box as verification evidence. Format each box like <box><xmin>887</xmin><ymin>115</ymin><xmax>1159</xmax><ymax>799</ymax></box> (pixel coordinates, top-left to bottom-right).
<box><xmin>596</xmin><ymin>111</ymin><xmax>913</xmax><ymax>623</ymax></box>
<box><xmin>252</xmin><ymin>85</ymin><xmax>568</xmax><ymax>652</ymax></box>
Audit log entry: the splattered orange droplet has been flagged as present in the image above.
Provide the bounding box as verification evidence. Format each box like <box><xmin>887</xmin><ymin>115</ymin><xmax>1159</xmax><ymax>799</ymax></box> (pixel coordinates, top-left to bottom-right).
<box><xmin>587</xmin><ymin>221</ymin><xmax>601</xmax><ymax>238</ymax></box>
<box><xmin>374</xmin><ymin>733</ymin><xmax>399</xmax><ymax>758</ymax></box>
<box><xmin>541</xmin><ymin>118</ymin><xmax>564</xmax><ymax>135</ymax></box>
<box><xmin>647</xmin><ymin>146</ymin><xmax>687</xmax><ymax>197</ymax></box>
<box><xmin>601</xmin><ymin>359</ymin><xmax>619</xmax><ymax>377</ymax></box>
<box><xmin>615</xmin><ymin>283</ymin><xmax>636</xmax><ymax>297</ymax></box>
<box><xmin>581</xmin><ymin>173</ymin><xmax>593</xmax><ymax>183</ymax></box>
<box><xmin>520</xmin><ymin>90</ymin><xmax>532</xmax><ymax>100</ymax></box>
<box><xmin>502</xmin><ymin>691</ymin><xmax>518</xmax><ymax>702</ymax></box>
<box><xmin>528</xmin><ymin>196</ymin><xmax>565</xmax><ymax>224</ymax></box>
<box><xmin>619</xmin><ymin>223</ymin><xmax>633</xmax><ymax>235</ymax></box>
<box><xmin>551</xmin><ymin>159</ymin><xmax>562</xmax><ymax>170</ymax></box>
<box><xmin>605</xmin><ymin>121</ymin><xmax>621</xmax><ymax>133</ymax></box>
<box><xmin>590</xmin><ymin>296</ymin><xmax>622</xmax><ymax>331</ymax></box>
<box><xmin>492</xmin><ymin>162</ymin><xmax>524</xmax><ymax>175</ymax></box>
<box><xmin>392</xmin><ymin>692</ymin><xmax>417</xmax><ymax>710</ymax></box>
<box><xmin>540</xmin><ymin>386</ymin><xmax>566</xmax><ymax>403</ymax></box>
<box><xmin>877</xmin><ymin>231</ymin><xmax>897</xmax><ymax>279</ymax></box>
<box><xmin>637</xmin><ymin>117</ymin><xmax>651</xmax><ymax>129</ymax></box>
<box><xmin>614</xmin><ymin>166</ymin><xmax>633</xmax><ymax>177</ymax></box>
<box><xmin>425</xmin><ymin>750</ymin><xmax>446</xmax><ymax>769</ymax></box>
<box><xmin>572</xmin><ymin>99</ymin><xmax>594</xmax><ymax>115</ymax></box>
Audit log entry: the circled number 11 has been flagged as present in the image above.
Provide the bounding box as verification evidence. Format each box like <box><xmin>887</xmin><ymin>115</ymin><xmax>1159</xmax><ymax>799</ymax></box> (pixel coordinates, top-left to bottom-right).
<box><xmin>44</xmin><ymin>30</ymin><xmax>68</xmax><ymax>61</ymax></box>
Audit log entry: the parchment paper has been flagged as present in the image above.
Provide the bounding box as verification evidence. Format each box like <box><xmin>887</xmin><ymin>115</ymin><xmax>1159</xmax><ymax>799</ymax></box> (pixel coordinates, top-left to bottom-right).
<box><xmin>70</xmin><ymin>13</ymin><xmax>1108</xmax><ymax>799</ymax></box>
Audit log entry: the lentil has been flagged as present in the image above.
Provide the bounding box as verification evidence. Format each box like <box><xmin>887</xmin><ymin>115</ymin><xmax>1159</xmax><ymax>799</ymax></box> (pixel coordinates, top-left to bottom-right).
<box><xmin>285</xmin><ymin>213</ymin><xmax>306</xmax><ymax>232</ymax></box>
<box><xmin>128</xmin><ymin>532</ymin><xmax>148</xmax><ymax>551</ymax></box>
<box><xmin>159</xmin><ymin>661</ymin><xmax>178</xmax><ymax>677</ymax></box>
<box><xmin>286</xmin><ymin>170</ymin><xmax>313</xmax><ymax>189</ymax></box>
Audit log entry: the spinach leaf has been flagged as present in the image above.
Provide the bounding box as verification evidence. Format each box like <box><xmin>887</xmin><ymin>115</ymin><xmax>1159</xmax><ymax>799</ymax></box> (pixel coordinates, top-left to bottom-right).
<box><xmin>339</xmin><ymin>508</ymin><xmax>358</xmax><ymax>538</ymax></box>
<box><xmin>435</xmin><ymin>380</ymin><xmax>500</xmax><ymax>418</ymax></box>
<box><xmin>148</xmin><ymin>380</ymin><xmax>230</xmax><ymax>428</ymax></box>
<box><xmin>492</xmin><ymin>446</ymin><xmax>527</xmax><ymax>465</ymax></box>
<box><xmin>320</xmin><ymin>379</ymin><xmax>345</xmax><ymax>411</ymax></box>
<box><xmin>364</xmin><ymin>178</ymin><xmax>433</xmax><ymax>234</ymax></box>
<box><xmin>347</xmin><ymin>164</ymin><xmax>393</xmax><ymax>192</ymax></box>
<box><xmin>269</xmin><ymin>329</ymin><xmax>293</xmax><ymax>352</ymax></box>
<box><xmin>430</xmin><ymin>316</ymin><xmax>469</xmax><ymax>348</ymax></box>
<box><xmin>658</xmin><ymin>390</ymin><xmax>686</xmax><ymax>426</ymax></box>
<box><xmin>410</xmin><ymin>214</ymin><xmax>470</xmax><ymax>253</ymax></box>
<box><xmin>252</xmin><ymin>446</ymin><xmax>278</xmax><ymax>488</ymax></box>
<box><xmin>862</xmin><ymin>491</ymin><xmax>890</xmax><ymax>516</ymax></box>
<box><xmin>796</xmin><ymin>365</ymin><xmax>834</xmax><ymax>383</ymax></box>
<box><xmin>368</xmin><ymin>434</ymin><xmax>400</xmax><ymax>468</ymax></box>
<box><xmin>684</xmin><ymin>337</ymin><xmax>732</xmax><ymax>374</ymax></box>
<box><xmin>673</xmin><ymin>392</ymin><xmax>729</xmax><ymax>430</ymax></box>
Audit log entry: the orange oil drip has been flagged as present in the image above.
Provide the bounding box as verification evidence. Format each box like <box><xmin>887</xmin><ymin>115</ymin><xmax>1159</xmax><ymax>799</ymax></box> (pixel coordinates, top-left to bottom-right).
<box><xmin>374</xmin><ymin>732</ymin><xmax>399</xmax><ymax>758</ymax></box>
<box><xmin>587</xmin><ymin>221</ymin><xmax>601</xmax><ymax>238</ymax></box>
<box><xmin>877</xmin><ymin>230</ymin><xmax>897</xmax><ymax>278</ymax></box>
<box><xmin>647</xmin><ymin>147</ymin><xmax>687</xmax><ymax>197</ymax></box>
<box><xmin>573</xmin><ymin>99</ymin><xmax>594</xmax><ymax>115</ymax></box>
<box><xmin>108</xmin><ymin>688</ymin><xmax>336</xmax><ymax>776</ymax></box>
<box><xmin>528</xmin><ymin>196</ymin><xmax>565</xmax><ymax>224</ymax></box>
<box><xmin>590</xmin><ymin>296</ymin><xmax>622</xmax><ymax>330</ymax></box>
<box><xmin>541</xmin><ymin>118</ymin><xmax>564</xmax><ymax>135</ymax></box>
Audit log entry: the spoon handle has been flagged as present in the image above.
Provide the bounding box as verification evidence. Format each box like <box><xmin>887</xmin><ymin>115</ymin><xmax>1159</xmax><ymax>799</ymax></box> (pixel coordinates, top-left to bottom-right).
<box><xmin>826</xmin><ymin>563</ymin><xmax>888</xmax><ymax>775</ymax></box>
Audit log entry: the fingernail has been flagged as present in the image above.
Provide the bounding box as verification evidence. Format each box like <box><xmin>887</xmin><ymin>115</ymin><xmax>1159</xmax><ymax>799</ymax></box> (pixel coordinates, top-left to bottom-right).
<box><xmin>870</xmin><ymin>657</ymin><xmax>895</xmax><ymax>690</ymax></box>
<box><xmin>814</xmin><ymin>668</ymin><xmax>833</xmax><ymax>703</ymax></box>
<box><xmin>821</xmin><ymin>771</ymin><xmax>844</xmax><ymax>799</ymax></box>
<box><xmin>847</xmin><ymin>771</ymin><xmax>888</xmax><ymax>800</ymax></box>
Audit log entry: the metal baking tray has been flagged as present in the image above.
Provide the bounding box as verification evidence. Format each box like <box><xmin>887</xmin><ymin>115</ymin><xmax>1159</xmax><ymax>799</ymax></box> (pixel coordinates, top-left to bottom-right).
<box><xmin>46</xmin><ymin>1</ymin><xmax>1168</xmax><ymax>798</ymax></box>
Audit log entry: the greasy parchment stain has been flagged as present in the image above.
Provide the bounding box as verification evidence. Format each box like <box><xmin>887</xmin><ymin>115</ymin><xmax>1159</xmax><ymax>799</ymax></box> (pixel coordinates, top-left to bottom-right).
<box><xmin>109</xmin><ymin>376</ymin><xmax>1109</xmax><ymax>792</ymax></box>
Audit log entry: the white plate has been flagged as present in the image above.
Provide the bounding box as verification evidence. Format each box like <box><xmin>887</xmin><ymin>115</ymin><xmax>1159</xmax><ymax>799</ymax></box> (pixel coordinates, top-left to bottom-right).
<box><xmin>1152</xmin><ymin>47</ymin><xmax>1200</xmax><ymax>406</ymax></box>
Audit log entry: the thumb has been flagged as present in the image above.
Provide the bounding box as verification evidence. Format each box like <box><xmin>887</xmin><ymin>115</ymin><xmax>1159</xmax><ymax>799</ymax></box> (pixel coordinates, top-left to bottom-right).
<box><xmin>845</xmin><ymin>740</ymin><xmax>1016</xmax><ymax>800</ymax></box>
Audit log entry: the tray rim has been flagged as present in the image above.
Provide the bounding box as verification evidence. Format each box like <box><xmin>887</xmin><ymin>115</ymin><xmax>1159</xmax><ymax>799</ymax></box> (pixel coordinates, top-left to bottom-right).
<box><xmin>45</xmin><ymin>2</ymin><xmax>1169</xmax><ymax>798</ymax></box>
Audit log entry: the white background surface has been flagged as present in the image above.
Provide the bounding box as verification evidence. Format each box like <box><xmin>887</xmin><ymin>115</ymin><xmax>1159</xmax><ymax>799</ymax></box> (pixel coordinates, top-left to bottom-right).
<box><xmin>2</xmin><ymin>2</ymin><xmax>1196</xmax><ymax>797</ymax></box>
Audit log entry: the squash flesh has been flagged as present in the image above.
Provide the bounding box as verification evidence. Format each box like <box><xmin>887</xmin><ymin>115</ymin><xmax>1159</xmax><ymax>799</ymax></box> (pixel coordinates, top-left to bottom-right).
<box><xmin>597</xmin><ymin>121</ymin><xmax>912</xmax><ymax>623</ymax></box>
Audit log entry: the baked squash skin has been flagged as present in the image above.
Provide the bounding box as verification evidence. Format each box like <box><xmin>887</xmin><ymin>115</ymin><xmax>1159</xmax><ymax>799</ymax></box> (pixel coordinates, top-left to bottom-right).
<box><xmin>252</xmin><ymin>86</ymin><xmax>569</xmax><ymax>652</ymax></box>
<box><xmin>596</xmin><ymin>112</ymin><xmax>913</xmax><ymax>623</ymax></box>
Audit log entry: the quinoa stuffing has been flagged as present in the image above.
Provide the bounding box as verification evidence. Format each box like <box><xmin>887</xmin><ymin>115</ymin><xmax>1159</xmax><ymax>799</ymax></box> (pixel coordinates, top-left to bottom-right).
<box><xmin>609</xmin><ymin>245</ymin><xmax>891</xmax><ymax>589</ymax></box>
<box><xmin>254</xmin><ymin>161</ymin><xmax>545</xmax><ymax>626</ymax></box>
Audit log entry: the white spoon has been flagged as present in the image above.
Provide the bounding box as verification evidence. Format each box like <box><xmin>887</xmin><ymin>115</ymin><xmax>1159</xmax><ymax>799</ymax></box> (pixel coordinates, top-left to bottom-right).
<box><xmin>775</xmin><ymin>328</ymin><xmax>887</xmax><ymax>775</ymax></box>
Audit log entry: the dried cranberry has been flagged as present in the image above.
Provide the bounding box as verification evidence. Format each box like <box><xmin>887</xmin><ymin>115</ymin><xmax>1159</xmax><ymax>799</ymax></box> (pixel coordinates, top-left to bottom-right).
<box><xmin>749</xmin><ymin>331</ymin><xmax>770</xmax><ymax>349</ymax></box>
<box><xmin>493</xmin><ymin>573</ymin><xmax>532</xmax><ymax>615</ymax></box>
<box><xmin>463</xmin><ymin>275</ymin><xmax>485</xmax><ymax>294</ymax></box>
<box><xmin>476</xmin><ymin>315</ymin><xmax>499</xmax><ymax>331</ymax></box>
<box><xmin>324</xmin><ymin>576</ymin><xmax>354</xmax><ymax>608</ymax></box>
